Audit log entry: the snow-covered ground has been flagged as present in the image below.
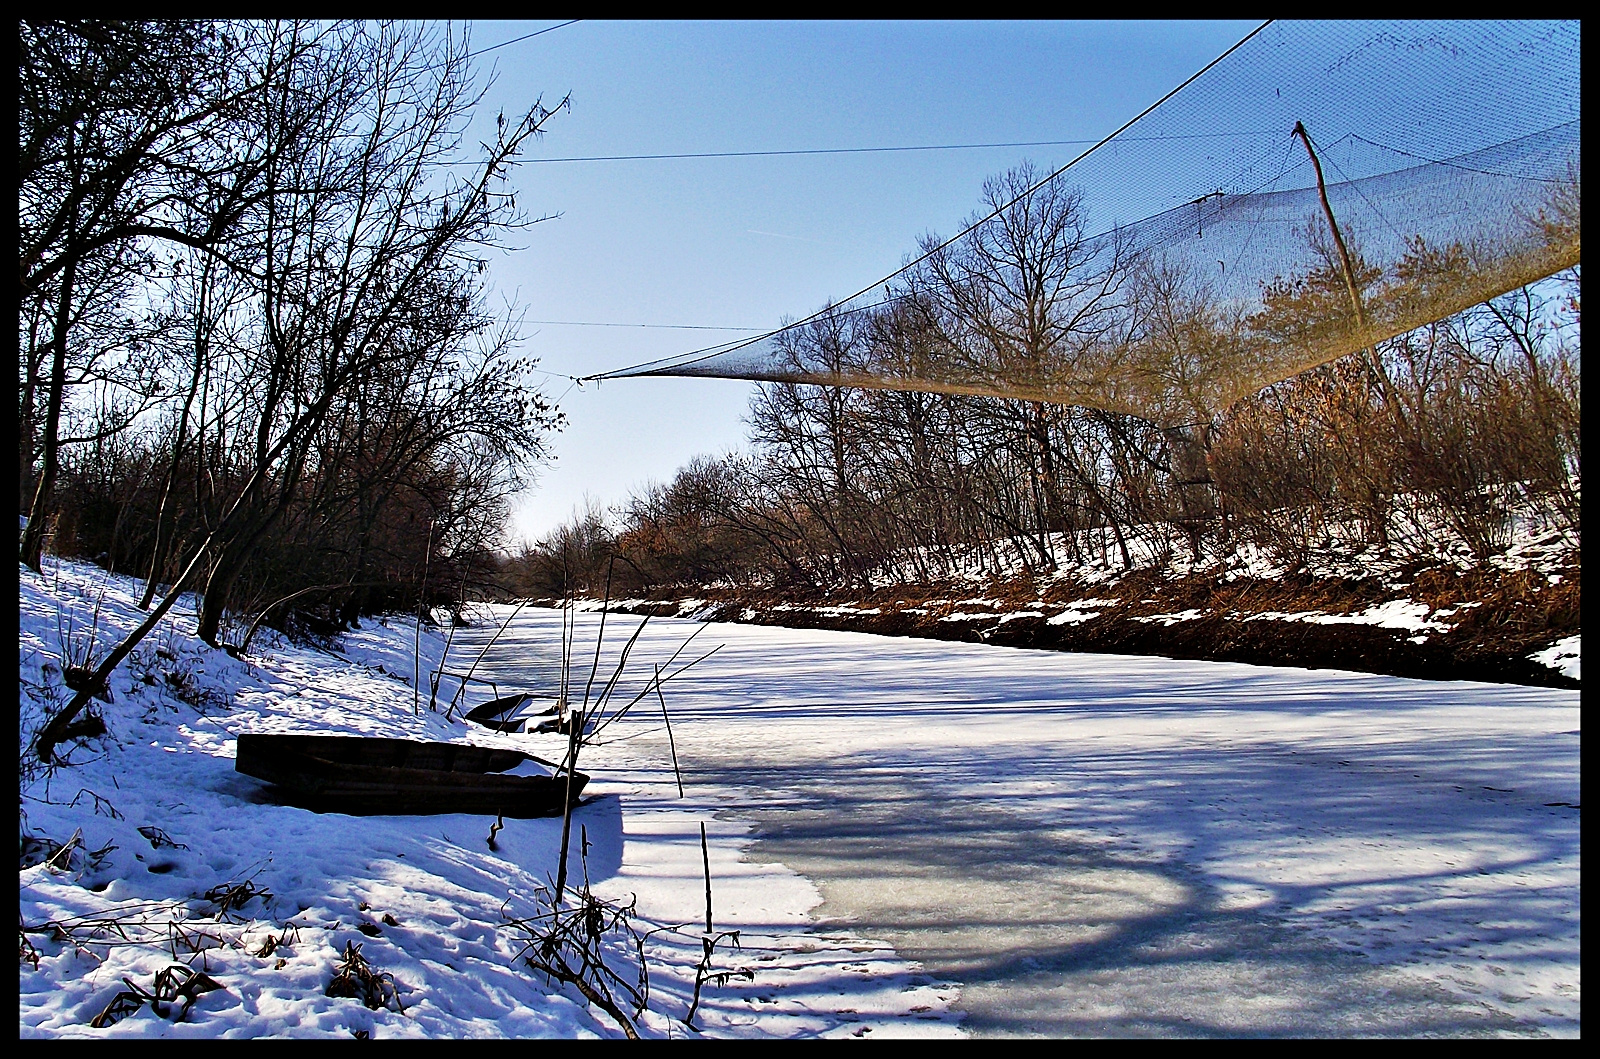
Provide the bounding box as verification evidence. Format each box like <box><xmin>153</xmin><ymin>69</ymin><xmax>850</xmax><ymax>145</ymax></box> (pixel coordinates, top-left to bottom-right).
<box><xmin>18</xmin><ymin>557</ymin><xmax>957</xmax><ymax>1039</ymax></box>
<box><xmin>849</xmin><ymin>500</ymin><xmax>1581</xmax><ymax>590</ymax></box>
<box><xmin>1529</xmin><ymin>635</ymin><xmax>1581</xmax><ymax>681</ymax></box>
<box><xmin>20</xmin><ymin>556</ymin><xmax>1581</xmax><ymax>1036</ymax></box>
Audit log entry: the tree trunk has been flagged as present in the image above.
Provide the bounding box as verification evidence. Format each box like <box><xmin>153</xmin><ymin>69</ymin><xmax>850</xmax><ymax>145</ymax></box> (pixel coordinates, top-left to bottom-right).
<box><xmin>197</xmin><ymin>512</ymin><xmax>280</xmax><ymax>646</ymax></box>
<box><xmin>141</xmin><ymin>280</ymin><xmax>212</xmax><ymax>608</ymax></box>
<box><xmin>1164</xmin><ymin>423</ymin><xmax>1216</xmax><ymax>563</ymax></box>
<box><xmin>20</xmin><ymin>255</ymin><xmax>77</xmax><ymax>572</ymax></box>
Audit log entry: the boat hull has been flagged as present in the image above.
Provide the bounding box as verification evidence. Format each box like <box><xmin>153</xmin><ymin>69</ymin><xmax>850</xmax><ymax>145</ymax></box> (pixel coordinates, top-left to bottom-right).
<box><xmin>234</xmin><ymin>733</ymin><xmax>588</xmax><ymax>817</ymax></box>
<box><xmin>464</xmin><ymin>692</ymin><xmax>545</xmax><ymax>733</ymax></box>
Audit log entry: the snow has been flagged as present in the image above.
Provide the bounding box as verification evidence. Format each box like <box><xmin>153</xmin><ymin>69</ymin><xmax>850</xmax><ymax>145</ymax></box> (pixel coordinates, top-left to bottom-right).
<box><xmin>499</xmin><ymin>759</ymin><xmax>558</xmax><ymax>778</ymax></box>
<box><xmin>19</xmin><ymin>557</ymin><xmax>959</xmax><ymax>1039</ymax></box>
<box><xmin>1529</xmin><ymin>635</ymin><xmax>1580</xmax><ymax>681</ymax></box>
<box><xmin>775</xmin><ymin>603</ymin><xmax>882</xmax><ymax>618</ymax></box>
<box><xmin>1245</xmin><ymin>600</ymin><xmax>1454</xmax><ymax>633</ymax></box>
<box><xmin>463</xmin><ymin>605</ymin><xmax>1580</xmax><ymax>1037</ymax></box>
<box><xmin>1130</xmin><ymin>608</ymin><xmax>1210</xmax><ymax>626</ymax></box>
<box><xmin>1044</xmin><ymin>597</ymin><xmax>1121</xmax><ymax>625</ymax></box>
<box><xmin>20</xmin><ymin>555</ymin><xmax>1581</xmax><ymax>1037</ymax></box>
<box><xmin>851</xmin><ymin>489</ymin><xmax>1579</xmax><ymax>595</ymax></box>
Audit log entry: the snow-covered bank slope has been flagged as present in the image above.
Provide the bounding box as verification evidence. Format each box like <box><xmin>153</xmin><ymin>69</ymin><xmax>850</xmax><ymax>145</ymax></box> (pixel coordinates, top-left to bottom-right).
<box><xmin>19</xmin><ymin>557</ymin><xmax>957</xmax><ymax>1039</ymax></box>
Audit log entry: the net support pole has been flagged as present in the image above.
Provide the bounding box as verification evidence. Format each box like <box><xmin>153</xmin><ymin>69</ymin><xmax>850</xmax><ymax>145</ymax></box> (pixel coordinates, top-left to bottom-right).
<box><xmin>1293</xmin><ymin>121</ymin><xmax>1409</xmax><ymax>432</ymax></box>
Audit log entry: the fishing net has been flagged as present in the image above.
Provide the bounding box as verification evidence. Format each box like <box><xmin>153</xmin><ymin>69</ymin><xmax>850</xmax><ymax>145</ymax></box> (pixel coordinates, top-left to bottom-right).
<box><xmin>592</xmin><ymin>20</ymin><xmax>1579</xmax><ymax>426</ymax></box>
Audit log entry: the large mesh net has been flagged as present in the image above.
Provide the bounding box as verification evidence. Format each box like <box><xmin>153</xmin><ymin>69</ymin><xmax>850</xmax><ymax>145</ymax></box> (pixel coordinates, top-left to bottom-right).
<box><xmin>591</xmin><ymin>20</ymin><xmax>1579</xmax><ymax>426</ymax></box>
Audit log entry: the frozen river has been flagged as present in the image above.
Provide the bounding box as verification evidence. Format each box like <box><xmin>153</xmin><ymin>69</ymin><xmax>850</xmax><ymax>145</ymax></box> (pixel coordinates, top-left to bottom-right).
<box><xmin>465</xmin><ymin>607</ymin><xmax>1580</xmax><ymax>1037</ymax></box>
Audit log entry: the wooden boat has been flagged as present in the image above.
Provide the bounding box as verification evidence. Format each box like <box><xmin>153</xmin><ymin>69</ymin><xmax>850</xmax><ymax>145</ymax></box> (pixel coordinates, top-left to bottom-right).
<box><xmin>234</xmin><ymin>733</ymin><xmax>587</xmax><ymax>817</ymax></box>
<box><xmin>462</xmin><ymin>692</ymin><xmax>557</xmax><ymax>734</ymax></box>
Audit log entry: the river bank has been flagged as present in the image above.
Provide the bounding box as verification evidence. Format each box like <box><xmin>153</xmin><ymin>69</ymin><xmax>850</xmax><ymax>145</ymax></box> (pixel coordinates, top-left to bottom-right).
<box><xmin>517</xmin><ymin>551</ymin><xmax>1581</xmax><ymax>689</ymax></box>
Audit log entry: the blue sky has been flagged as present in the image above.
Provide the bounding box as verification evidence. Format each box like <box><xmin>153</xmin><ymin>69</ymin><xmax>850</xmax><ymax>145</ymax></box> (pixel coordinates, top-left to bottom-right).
<box><xmin>462</xmin><ymin>20</ymin><xmax>1264</xmax><ymax>543</ymax></box>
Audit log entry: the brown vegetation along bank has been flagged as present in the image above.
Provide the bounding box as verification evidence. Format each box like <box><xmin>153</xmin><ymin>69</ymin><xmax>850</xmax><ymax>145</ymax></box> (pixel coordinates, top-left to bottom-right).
<box><xmin>528</xmin><ymin>559</ymin><xmax>1580</xmax><ymax>690</ymax></box>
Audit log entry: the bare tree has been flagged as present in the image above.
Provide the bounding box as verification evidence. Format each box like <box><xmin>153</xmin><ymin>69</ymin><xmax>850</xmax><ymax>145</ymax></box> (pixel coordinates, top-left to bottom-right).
<box><xmin>908</xmin><ymin>163</ymin><xmax>1134</xmax><ymax>567</ymax></box>
<box><xmin>33</xmin><ymin>20</ymin><xmax>566</xmax><ymax>762</ymax></box>
<box><xmin>18</xmin><ymin>20</ymin><xmax>278</xmax><ymax>569</ymax></box>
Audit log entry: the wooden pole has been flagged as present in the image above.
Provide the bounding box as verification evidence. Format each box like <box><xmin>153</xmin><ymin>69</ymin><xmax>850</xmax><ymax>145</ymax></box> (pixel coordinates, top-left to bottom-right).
<box><xmin>1293</xmin><ymin>121</ymin><xmax>1408</xmax><ymax>431</ymax></box>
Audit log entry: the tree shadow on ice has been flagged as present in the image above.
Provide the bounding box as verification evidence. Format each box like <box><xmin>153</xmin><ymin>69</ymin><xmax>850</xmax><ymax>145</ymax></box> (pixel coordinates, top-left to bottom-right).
<box><xmin>688</xmin><ymin>747</ymin><xmax>1573</xmax><ymax>1037</ymax></box>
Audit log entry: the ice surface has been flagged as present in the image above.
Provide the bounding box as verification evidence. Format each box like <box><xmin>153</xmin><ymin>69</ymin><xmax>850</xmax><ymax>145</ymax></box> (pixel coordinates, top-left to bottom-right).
<box><xmin>466</xmin><ymin>605</ymin><xmax>1580</xmax><ymax>1038</ymax></box>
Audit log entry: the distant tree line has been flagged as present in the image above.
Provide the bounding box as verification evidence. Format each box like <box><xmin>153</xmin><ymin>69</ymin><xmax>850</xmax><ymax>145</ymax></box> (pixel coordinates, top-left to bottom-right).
<box><xmin>21</xmin><ymin>20</ymin><xmax>567</xmax><ymax>758</ymax></box>
<box><xmin>507</xmin><ymin>166</ymin><xmax>1580</xmax><ymax>598</ymax></box>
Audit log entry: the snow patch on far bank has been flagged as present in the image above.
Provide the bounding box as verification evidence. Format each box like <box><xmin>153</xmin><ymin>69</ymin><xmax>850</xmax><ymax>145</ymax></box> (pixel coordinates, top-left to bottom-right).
<box><xmin>1529</xmin><ymin>635</ymin><xmax>1581</xmax><ymax>681</ymax></box>
<box><xmin>1246</xmin><ymin>599</ymin><xmax>1455</xmax><ymax>633</ymax></box>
